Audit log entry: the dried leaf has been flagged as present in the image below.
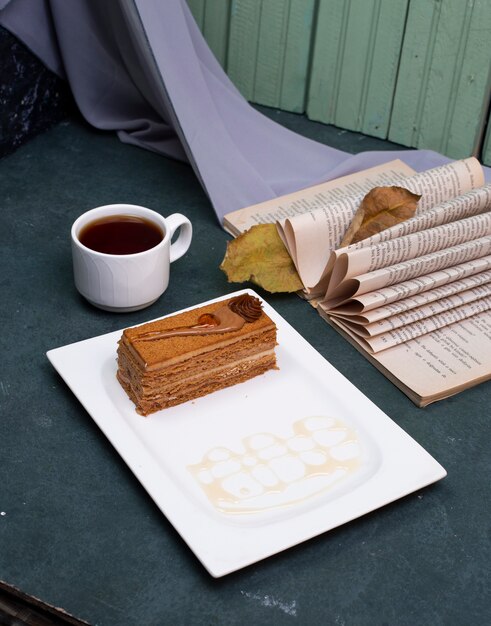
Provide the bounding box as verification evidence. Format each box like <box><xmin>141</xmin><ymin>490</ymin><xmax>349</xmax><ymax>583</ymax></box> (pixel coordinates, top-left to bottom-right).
<box><xmin>340</xmin><ymin>186</ymin><xmax>421</xmax><ymax>247</ymax></box>
<box><xmin>220</xmin><ymin>224</ymin><xmax>303</xmax><ymax>293</ymax></box>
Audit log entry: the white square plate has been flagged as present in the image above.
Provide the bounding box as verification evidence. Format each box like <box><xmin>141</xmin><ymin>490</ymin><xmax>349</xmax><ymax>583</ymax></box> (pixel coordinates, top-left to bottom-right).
<box><xmin>47</xmin><ymin>289</ymin><xmax>446</xmax><ymax>577</ymax></box>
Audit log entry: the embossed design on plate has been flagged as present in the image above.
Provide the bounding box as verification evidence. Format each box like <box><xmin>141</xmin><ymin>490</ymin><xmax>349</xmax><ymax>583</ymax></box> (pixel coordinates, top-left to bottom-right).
<box><xmin>188</xmin><ymin>416</ymin><xmax>366</xmax><ymax>514</ymax></box>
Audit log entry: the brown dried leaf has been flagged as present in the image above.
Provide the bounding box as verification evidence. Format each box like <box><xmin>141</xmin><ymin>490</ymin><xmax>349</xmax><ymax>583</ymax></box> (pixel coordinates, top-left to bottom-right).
<box><xmin>340</xmin><ymin>186</ymin><xmax>421</xmax><ymax>247</ymax></box>
<box><xmin>220</xmin><ymin>223</ymin><xmax>303</xmax><ymax>293</ymax></box>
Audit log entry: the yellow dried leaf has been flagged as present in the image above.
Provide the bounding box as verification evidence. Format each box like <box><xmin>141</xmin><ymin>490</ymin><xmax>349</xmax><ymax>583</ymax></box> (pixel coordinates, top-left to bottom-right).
<box><xmin>220</xmin><ymin>224</ymin><xmax>303</xmax><ymax>293</ymax></box>
<box><xmin>341</xmin><ymin>186</ymin><xmax>421</xmax><ymax>247</ymax></box>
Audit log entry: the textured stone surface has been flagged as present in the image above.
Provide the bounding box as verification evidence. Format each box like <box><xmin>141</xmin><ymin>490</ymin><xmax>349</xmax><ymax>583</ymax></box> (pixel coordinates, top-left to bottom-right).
<box><xmin>0</xmin><ymin>26</ymin><xmax>73</xmax><ymax>158</ymax></box>
<box><xmin>0</xmin><ymin>114</ymin><xmax>489</xmax><ymax>626</ymax></box>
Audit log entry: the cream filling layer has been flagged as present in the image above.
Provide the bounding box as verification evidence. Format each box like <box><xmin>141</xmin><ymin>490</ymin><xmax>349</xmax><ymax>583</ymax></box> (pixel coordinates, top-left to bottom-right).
<box><xmin>137</xmin><ymin>348</ymin><xmax>276</xmax><ymax>401</ymax></box>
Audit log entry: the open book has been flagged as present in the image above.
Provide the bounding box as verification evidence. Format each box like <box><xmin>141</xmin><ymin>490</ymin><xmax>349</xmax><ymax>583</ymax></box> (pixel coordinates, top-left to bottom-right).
<box><xmin>223</xmin><ymin>157</ymin><xmax>491</xmax><ymax>406</ymax></box>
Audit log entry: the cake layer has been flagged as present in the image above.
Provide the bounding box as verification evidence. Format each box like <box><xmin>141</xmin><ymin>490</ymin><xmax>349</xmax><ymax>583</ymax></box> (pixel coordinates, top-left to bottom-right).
<box><xmin>117</xmin><ymin>295</ymin><xmax>278</xmax><ymax>415</ymax></box>
<box><xmin>120</xmin><ymin>297</ymin><xmax>276</xmax><ymax>369</ymax></box>
<box><xmin>118</xmin><ymin>350</ymin><xmax>277</xmax><ymax>414</ymax></box>
<box><xmin>118</xmin><ymin>326</ymin><xmax>277</xmax><ymax>397</ymax></box>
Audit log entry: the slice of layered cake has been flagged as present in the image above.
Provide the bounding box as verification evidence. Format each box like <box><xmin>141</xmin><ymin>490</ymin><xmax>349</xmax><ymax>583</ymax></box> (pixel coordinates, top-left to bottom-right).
<box><xmin>117</xmin><ymin>294</ymin><xmax>278</xmax><ymax>415</ymax></box>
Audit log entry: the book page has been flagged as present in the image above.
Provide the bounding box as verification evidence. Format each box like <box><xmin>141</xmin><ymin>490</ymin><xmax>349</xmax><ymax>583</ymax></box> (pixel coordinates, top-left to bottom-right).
<box><xmin>323</xmin><ymin>236</ymin><xmax>491</xmax><ymax>308</ymax></box>
<box><xmin>380</xmin><ymin>313</ymin><xmax>491</xmax><ymax>403</ymax></box>
<box><xmin>401</xmin><ymin>156</ymin><xmax>484</xmax><ymax>207</ymax></box>
<box><xmin>279</xmin><ymin>158</ymin><xmax>484</xmax><ymax>293</ymax></box>
<box><xmin>327</xmin><ymin>211</ymin><xmax>491</xmax><ymax>294</ymax></box>
<box><xmin>337</xmin><ymin>294</ymin><xmax>491</xmax><ymax>353</ymax></box>
<box><xmin>329</xmin><ymin>255</ymin><xmax>491</xmax><ymax>314</ymax></box>
<box><xmin>344</xmin><ymin>184</ymin><xmax>491</xmax><ymax>250</ymax></box>
<box><xmin>222</xmin><ymin>160</ymin><xmax>414</xmax><ymax>235</ymax></box>
<box><xmin>322</xmin><ymin>310</ymin><xmax>491</xmax><ymax>406</ymax></box>
<box><xmin>331</xmin><ymin>270</ymin><xmax>491</xmax><ymax>324</ymax></box>
<box><xmin>344</xmin><ymin>282</ymin><xmax>491</xmax><ymax>337</ymax></box>
<box><xmin>324</xmin><ymin>184</ymin><xmax>491</xmax><ymax>280</ymax></box>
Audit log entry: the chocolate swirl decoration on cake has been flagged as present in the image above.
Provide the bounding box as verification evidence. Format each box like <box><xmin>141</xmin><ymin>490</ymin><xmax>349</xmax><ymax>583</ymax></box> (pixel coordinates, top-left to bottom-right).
<box><xmin>228</xmin><ymin>294</ymin><xmax>262</xmax><ymax>322</ymax></box>
<box><xmin>133</xmin><ymin>294</ymin><xmax>263</xmax><ymax>342</ymax></box>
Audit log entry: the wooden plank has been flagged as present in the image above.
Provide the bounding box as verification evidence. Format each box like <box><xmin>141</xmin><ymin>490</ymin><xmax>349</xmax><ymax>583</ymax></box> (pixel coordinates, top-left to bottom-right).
<box><xmin>306</xmin><ymin>0</ymin><xmax>346</xmax><ymax>124</ymax></box>
<box><xmin>442</xmin><ymin>0</ymin><xmax>491</xmax><ymax>158</ymax></box>
<box><xmin>362</xmin><ymin>1</ymin><xmax>409</xmax><ymax>138</ymax></box>
<box><xmin>483</xmin><ymin>116</ymin><xmax>491</xmax><ymax>167</ymax></box>
<box><xmin>186</xmin><ymin>0</ymin><xmax>231</xmax><ymax>69</ymax></box>
<box><xmin>203</xmin><ymin>0</ymin><xmax>231</xmax><ymax>68</ymax></box>
<box><xmin>254</xmin><ymin>0</ymin><xmax>291</xmax><ymax>107</ymax></box>
<box><xmin>279</xmin><ymin>0</ymin><xmax>316</xmax><ymax>112</ymax></box>
<box><xmin>227</xmin><ymin>0</ymin><xmax>315</xmax><ymax>111</ymax></box>
<box><xmin>227</xmin><ymin>0</ymin><xmax>262</xmax><ymax>100</ymax></box>
<box><xmin>387</xmin><ymin>0</ymin><xmax>439</xmax><ymax>148</ymax></box>
<box><xmin>307</xmin><ymin>0</ymin><xmax>408</xmax><ymax>139</ymax></box>
<box><xmin>254</xmin><ymin>0</ymin><xmax>315</xmax><ymax>112</ymax></box>
<box><xmin>389</xmin><ymin>0</ymin><xmax>491</xmax><ymax>159</ymax></box>
<box><xmin>186</xmin><ymin>0</ymin><xmax>205</xmax><ymax>29</ymax></box>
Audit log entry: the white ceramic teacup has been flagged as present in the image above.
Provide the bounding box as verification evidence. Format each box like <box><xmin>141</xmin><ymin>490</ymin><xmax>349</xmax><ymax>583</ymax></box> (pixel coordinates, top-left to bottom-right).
<box><xmin>71</xmin><ymin>204</ymin><xmax>192</xmax><ymax>312</ymax></box>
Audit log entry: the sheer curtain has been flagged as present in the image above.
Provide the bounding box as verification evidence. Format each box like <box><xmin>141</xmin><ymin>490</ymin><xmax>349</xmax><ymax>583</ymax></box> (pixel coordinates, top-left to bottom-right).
<box><xmin>2</xmin><ymin>0</ymin><xmax>483</xmax><ymax>222</ymax></box>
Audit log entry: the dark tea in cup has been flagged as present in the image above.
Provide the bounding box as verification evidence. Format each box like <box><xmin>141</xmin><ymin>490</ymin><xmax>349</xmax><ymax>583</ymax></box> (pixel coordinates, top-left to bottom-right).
<box><xmin>72</xmin><ymin>204</ymin><xmax>192</xmax><ymax>311</ymax></box>
<box><xmin>79</xmin><ymin>215</ymin><xmax>164</xmax><ymax>255</ymax></box>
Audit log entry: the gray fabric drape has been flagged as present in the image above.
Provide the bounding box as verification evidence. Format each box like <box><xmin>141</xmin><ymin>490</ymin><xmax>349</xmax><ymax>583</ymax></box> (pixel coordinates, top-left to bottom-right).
<box><xmin>1</xmin><ymin>0</ymin><xmax>488</xmax><ymax>221</ymax></box>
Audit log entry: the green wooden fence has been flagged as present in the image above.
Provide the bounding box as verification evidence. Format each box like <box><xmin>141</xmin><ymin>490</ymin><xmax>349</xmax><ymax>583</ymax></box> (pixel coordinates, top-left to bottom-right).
<box><xmin>227</xmin><ymin>0</ymin><xmax>316</xmax><ymax>113</ymax></box>
<box><xmin>484</xmin><ymin>121</ymin><xmax>491</xmax><ymax>167</ymax></box>
<box><xmin>307</xmin><ymin>0</ymin><xmax>408</xmax><ymax>139</ymax></box>
<box><xmin>187</xmin><ymin>0</ymin><xmax>491</xmax><ymax>165</ymax></box>
<box><xmin>388</xmin><ymin>0</ymin><xmax>491</xmax><ymax>160</ymax></box>
<box><xmin>187</xmin><ymin>0</ymin><xmax>231</xmax><ymax>66</ymax></box>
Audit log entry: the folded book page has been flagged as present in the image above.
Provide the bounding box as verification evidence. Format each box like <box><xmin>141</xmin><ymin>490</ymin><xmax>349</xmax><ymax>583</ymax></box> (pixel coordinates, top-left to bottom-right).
<box><xmin>223</xmin><ymin>160</ymin><xmax>414</xmax><ymax>236</ymax></box>
<box><xmin>339</xmin><ymin>283</ymin><xmax>491</xmax><ymax>339</ymax></box>
<box><xmin>320</xmin><ymin>309</ymin><xmax>491</xmax><ymax>406</ymax></box>
<box><xmin>227</xmin><ymin>155</ymin><xmax>490</xmax><ymax>405</ymax></box>
<box><xmin>330</xmin><ymin>269</ymin><xmax>491</xmax><ymax>324</ymax></box>
<box><xmin>279</xmin><ymin>158</ymin><xmax>484</xmax><ymax>295</ymax></box>
<box><xmin>330</xmin><ymin>255</ymin><xmax>491</xmax><ymax>315</ymax></box>
<box><xmin>324</xmin><ymin>212</ymin><xmax>491</xmax><ymax>303</ymax></box>
<box><xmin>322</xmin><ymin>236</ymin><xmax>491</xmax><ymax>309</ymax></box>
<box><xmin>313</xmin><ymin>158</ymin><xmax>491</xmax><ymax>404</ymax></box>
<box><xmin>333</xmin><ymin>294</ymin><xmax>491</xmax><ymax>353</ymax></box>
<box><xmin>324</xmin><ymin>184</ymin><xmax>491</xmax><ymax>283</ymax></box>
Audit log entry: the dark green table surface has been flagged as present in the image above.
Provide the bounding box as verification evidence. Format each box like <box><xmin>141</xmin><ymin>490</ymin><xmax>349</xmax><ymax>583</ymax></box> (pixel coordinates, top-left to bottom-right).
<box><xmin>1</xmin><ymin>110</ymin><xmax>489</xmax><ymax>626</ymax></box>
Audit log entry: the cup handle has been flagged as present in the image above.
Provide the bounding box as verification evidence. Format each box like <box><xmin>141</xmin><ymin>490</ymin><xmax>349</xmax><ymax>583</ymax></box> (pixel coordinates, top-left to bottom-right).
<box><xmin>166</xmin><ymin>213</ymin><xmax>193</xmax><ymax>263</ymax></box>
